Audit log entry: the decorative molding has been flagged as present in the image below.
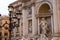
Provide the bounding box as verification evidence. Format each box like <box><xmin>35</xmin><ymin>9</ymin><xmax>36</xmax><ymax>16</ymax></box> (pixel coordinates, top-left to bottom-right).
<box><xmin>35</xmin><ymin>13</ymin><xmax>53</xmax><ymax>18</ymax></box>
<box><xmin>20</xmin><ymin>0</ymin><xmax>31</xmax><ymax>3</ymax></box>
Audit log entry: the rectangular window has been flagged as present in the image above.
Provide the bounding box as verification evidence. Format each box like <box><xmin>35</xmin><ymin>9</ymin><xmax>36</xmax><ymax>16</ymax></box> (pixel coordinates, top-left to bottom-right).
<box><xmin>0</xmin><ymin>32</ymin><xmax>2</xmax><ymax>36</ymax></box>
<box><xmin>5</xmin><ymin>38</ymin><xmax>7</xmax><ymax>40</ymax></box>
<box><xmin>0</xmin><ymin>32</ymin><xmax>2</xmax><ymax>40</ymax></box>
<box><xmin>0</xmin><ymin>26</ymin><xmax>2</xmax><ymax>30</ymax></box>
<box><xmin>4</xmin><ymin>33</ymin><xmax>8</xmax><ymax>36</ymax></box>
<box><xmin>28</xmin><ymin>20</ymin><xmax>32</xmax><ymax>34</ymax></box>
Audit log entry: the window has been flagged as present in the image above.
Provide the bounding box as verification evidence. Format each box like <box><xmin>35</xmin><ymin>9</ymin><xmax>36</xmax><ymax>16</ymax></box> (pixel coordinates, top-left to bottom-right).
<box><xmin>0</xmin><ymin>37</ymin><xmax>2</xmax><ymax>40</ymax></box>
<box><xmin>0</xmin><ymin>26</ymin><xmax>2</xmax><ymax>30</ymax></box>
<box><xmin>0</xmin><ymin>32</ymin><xmax>2</xmax><ymax>36</ymax></box>
<box><xmin>0</xmin><ymin>32</ymin><xmax>2</xmax><ymax>40</ymax></box>
<box><xmin>28</xmin><ymin>20</ymin><xmax>32</xmax><ymax>34</ymax></box>
<box><xmin>4</xmin><ymin>33</ymin><xmax>8</xmax><ymax>36</ymax></box>
<box><xmin>0</xmin><ymin>21</ymin><xmax>2</xmax><ymax>25</ymax></box>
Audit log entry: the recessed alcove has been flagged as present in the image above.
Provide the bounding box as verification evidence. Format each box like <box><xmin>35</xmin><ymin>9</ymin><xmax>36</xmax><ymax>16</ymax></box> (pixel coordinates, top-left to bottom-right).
<box><xmin>38</xmin><ymin>3</ymin><xmax>53</xmax><ymax>39</ymax></box>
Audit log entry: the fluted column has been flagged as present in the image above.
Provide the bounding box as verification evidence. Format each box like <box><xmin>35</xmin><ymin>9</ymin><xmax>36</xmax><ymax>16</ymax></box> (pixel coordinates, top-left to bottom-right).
<box><xmin>22</xmin><ymin>4</ymin><xmax>28</xmax><ymax>37</ymax></box>
<box><xmin>53</xmin><ymin>0</ymin><xmax>60</xmax><ymax>40</ymax></box>
<box><xmin>32</xmin><ymin>3</ymin><xmax>37</xmax><ymax>35</ymax></box>
<box><xmin>56</xmin><ymin>0</ymin><xmax>60</xmax><ymax>39</ymax></box>
<box><xmin>53</xmin><ymin>0</ymin><xmax>59</xmax><ymax>34</ymax></box>
<box><xmin>38</xmin><ymin>18</ymin><xmax>40</xmax><ymax>35</ymax></box>
<box><xmin>57</xmin><ymin>0</ymin><xmax>60</xmax><ymax>32</ymax></box>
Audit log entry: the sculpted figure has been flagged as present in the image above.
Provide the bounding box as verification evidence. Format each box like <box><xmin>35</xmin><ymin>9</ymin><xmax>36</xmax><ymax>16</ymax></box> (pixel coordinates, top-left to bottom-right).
<box><xmin>39</xmin><ymin>18</ymin><xmax>49</xmax><ymax>35</ymax></box>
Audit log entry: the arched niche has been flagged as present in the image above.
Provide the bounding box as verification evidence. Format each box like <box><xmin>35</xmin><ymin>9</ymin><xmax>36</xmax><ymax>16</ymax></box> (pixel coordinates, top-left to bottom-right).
<box><xmin>37</xmin><ymin>3</ymin><xmax>53</xmax><ymax>39</ymax></box>
<box><xmin>39</xmin><ymin>3</ymin><xmax>50</xmax><ymax>13</ymax></box>
<box><xmin>38</xmin><ymin>3</ymin><xmax>53</xmax><ymax>17</ymax></box>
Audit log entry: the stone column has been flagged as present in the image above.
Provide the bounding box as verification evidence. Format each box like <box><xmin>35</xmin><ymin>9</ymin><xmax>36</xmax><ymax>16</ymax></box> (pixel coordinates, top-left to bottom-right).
<box><xmin>32</xmin><ymin>3</ymin><xmax>37</xmax><ymax>35</ymax></box>
<box><xmin>53</xmin><ymin>0</ymin><xmax>60</xmax><ymax>40</ymax></box>
<box><xmin>57</xmin><ymin>0</ymin><xmax>60</xmax><ymax>32</ymax></box>
<box><xmin>56</xmin><ymin>0</ymin><xmax>60</xmax><ymax>39</ymax></box>
<box><xmin>38</xmin><ymin>18</ymin><xmax>40</xmax><ymax>35</ymax></box>
<box><xmin>22</xmin><ymin>4</ymin><xmax>28</xmax><ymax>37</ymax></box>
<box><xmin>53</xmin><ymin>0</ymin><xmax>59</xmax><ymax>34</ymax></box>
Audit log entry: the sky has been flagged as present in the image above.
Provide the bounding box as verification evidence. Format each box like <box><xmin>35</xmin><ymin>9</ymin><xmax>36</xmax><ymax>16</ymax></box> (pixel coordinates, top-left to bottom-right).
<box><xmin>0</xmin><ymin>0</ymin><xmax>16</xmax><ymax>16</ymax></box>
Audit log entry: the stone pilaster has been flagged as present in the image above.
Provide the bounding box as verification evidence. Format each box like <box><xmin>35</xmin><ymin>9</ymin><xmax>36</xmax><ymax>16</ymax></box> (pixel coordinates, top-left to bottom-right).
<box><xmin>53</xmin><ymin>0</ymin><xmax>59</xmax><ymax>34</ymax></box>
<box><xmin>32</xmin><ymin>3</ymin><xmax>37</xmax><ymax>35</ymax></box>
<box><xmin>38</xmin><ymin>18</ymin><xmax>40</xmax><ymax>35</ymax></box>
<box><xmin>57</xmin><ymin>0</ymin><xmax>60</xmax><ymax>32</ymax></box>
<box><xmin>22</xmin><ymin>4</ymin><xmax>28</xmax><ymax>36</ymax></box>
<box><xmin>56</xmin><ymin>0</ymin><xmax>60</xmax><ymax>39</ymax></box>
<box><xmin>53</xmin><ymin>0</ymin><xmax>60</xmax><ymax>40</ymax></box>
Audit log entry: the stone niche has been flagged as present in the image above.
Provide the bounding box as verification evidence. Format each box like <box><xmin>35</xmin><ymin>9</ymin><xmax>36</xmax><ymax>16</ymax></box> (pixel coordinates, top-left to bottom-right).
<box><xmin>37</xmin><ymin>3</ymin><xmax>53</xmax><ymax>40</ymax></box>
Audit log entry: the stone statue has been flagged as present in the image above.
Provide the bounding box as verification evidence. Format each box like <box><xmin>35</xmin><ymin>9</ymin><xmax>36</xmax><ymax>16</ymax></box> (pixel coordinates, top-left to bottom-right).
<box><xmin>39</xmin><ymin>18</ymin><xmax>49</xmax><ymax>36</ymax></box>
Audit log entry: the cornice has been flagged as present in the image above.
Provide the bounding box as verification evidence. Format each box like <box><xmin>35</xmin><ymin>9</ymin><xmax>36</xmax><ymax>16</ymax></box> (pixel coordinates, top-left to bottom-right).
<box><xmin>20</xmin><ymin>0</ymin><xmax>31</xmax><ymax>3</ymax></box>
